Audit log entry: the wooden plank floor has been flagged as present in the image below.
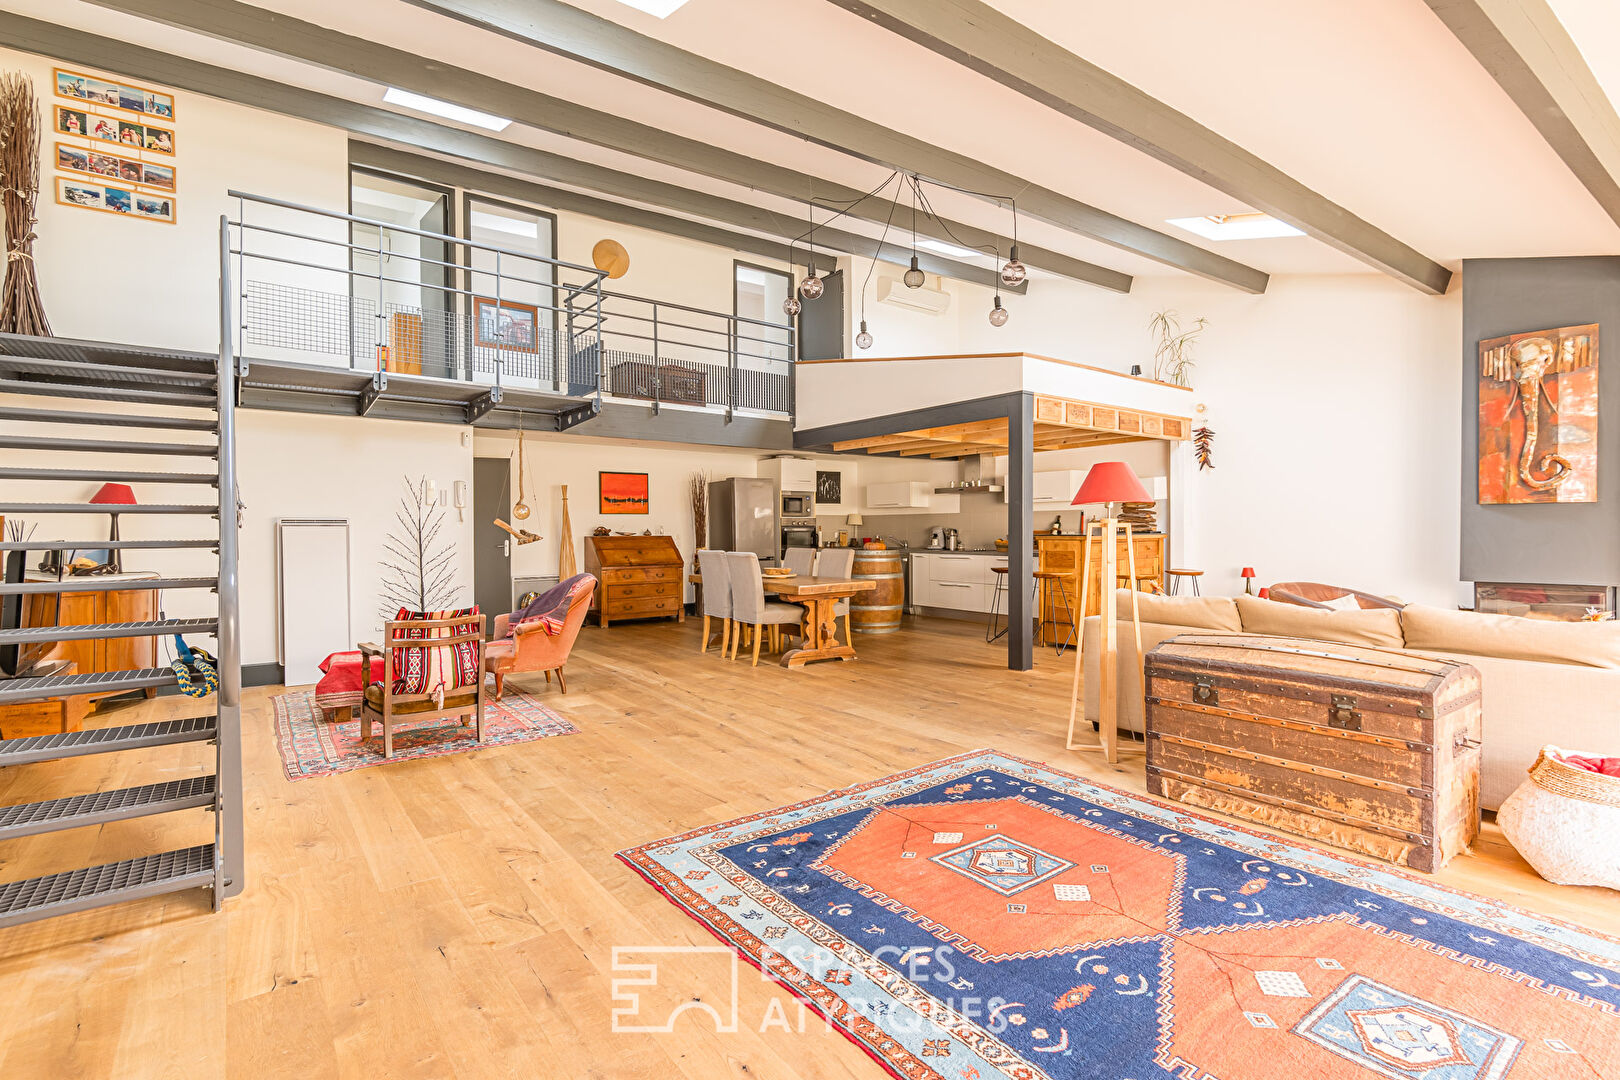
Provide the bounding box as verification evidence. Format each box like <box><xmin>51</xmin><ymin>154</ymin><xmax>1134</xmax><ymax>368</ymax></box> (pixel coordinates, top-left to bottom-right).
<box><xmin>0</xmin><ymin>616</ymin><xmax>1615</xmax><ymax>1079</ymax></box>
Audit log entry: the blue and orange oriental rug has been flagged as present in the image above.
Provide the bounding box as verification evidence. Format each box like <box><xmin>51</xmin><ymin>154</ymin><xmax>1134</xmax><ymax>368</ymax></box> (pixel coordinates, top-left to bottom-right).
<box><xmin>618</xmin><ymin>749</ymin><xmax>1620</xmax><ymax>1079</ymax></box>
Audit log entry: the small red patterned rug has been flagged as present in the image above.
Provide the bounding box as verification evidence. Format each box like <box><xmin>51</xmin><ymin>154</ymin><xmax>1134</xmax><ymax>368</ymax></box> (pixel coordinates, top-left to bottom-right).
<box><xmin>271</xmin><ymin>687</ymin><xmax>578</xmax><ymax>780</ymax></box>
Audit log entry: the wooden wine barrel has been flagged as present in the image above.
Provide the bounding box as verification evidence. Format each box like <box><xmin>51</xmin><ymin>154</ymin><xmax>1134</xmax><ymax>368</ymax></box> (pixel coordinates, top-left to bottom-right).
<box><xmin>851</xmin><ymin>549</ymin><xmax>904</xmax><ymax>634</ymax></box>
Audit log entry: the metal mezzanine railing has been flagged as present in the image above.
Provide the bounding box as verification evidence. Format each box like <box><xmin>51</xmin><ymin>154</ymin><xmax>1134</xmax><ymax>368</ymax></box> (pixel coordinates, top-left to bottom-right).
<box><xmin>562</xmin><ymin>286</ymin><xmax>796</xmax><ymax>419</ymax></box>
<box><xmin>222</xmin><ymin>191</ymin><xmax>798</xmax><ymax>418</ymax></box>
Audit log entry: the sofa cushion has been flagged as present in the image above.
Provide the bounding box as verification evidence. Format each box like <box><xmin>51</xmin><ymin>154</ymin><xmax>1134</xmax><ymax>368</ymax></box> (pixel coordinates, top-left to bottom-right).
<box><xmin>1401</xmin><ymin>604</ymin><xmax>1620</xmax><ymax>669</ymax></box>
<box><xmin>1236</xmin><ymin>595</ymin><xmax>1403</xmax><ymax>647</ymax></box>
<box><xmin>1113</xmin><ymin>589</ymin><xmax>1241</xmax><ymax>632</ymax></box>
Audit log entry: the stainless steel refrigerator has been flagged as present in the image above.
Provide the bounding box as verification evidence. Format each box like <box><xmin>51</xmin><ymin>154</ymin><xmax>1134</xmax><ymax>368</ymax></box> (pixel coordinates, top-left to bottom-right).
<box><xmin>707</xmin><ymin>477</ymin><xmax>778</xmax><ymax>563</ymax></box>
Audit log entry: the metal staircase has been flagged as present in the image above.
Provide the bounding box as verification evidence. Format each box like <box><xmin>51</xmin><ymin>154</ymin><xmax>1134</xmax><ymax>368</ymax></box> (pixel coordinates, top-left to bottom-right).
<box><xmin>0</xmin><ymin>328</ymin><xmax>243</xmax><ymax>928</ymax></box>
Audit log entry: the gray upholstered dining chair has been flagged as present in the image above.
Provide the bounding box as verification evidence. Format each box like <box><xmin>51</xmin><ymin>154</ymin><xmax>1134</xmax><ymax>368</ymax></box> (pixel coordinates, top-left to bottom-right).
<box><xmin>696</xmin><ymin>549</ymin><xmax>733</xmax><ymax>655</ymax></box>
<box><xmin>725</xmin><ymin>551</ymin><xmax>802</xmax><ymax>666</ymax></box>
<box><xmin>813</xmin><ymin>547</ymin><xmax>856</xmax><ymax>644</ymax></box>
<box><xmin>783</xmin><ymin>547</ymin><xmax>815</xmax><ymax>576</ymax></box>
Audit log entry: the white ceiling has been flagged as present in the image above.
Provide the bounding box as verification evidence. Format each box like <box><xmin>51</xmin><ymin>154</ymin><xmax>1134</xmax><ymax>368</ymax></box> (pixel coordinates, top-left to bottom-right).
<box><xmin>19</xmin><ymin>0</ymin><xmax>1620</xmax><ymax>287</ymax></box>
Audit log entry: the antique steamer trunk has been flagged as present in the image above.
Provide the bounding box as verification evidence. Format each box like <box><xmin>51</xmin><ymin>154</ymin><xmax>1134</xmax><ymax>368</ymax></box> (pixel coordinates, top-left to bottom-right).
<box><xmin>1144</xmin><ymin>633</ymin><xmax>1482</xmax><ymax>872</ymax></box>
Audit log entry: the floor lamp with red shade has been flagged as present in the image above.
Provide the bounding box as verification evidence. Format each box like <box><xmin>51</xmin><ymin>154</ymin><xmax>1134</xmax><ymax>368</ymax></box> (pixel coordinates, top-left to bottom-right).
<box><xmin>1064</xmin><ymin>462</ymin><xmax>1152</xmax><ymax>762</ymax></box>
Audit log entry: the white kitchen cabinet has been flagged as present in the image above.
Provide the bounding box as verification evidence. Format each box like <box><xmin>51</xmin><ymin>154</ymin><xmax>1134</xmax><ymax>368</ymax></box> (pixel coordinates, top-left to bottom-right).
<box><xmin>760</xmin><ymin>457</ymin><xmax>817</xmax><ymax>492</ymax></box>
<box><xmin>911</xmin><ymin>552</ymin><xmax>1006</xmax><ymax>614</ymax></box>
<box><xmin>865</xmin><ymin>481</ymin><xmax>932</xmax><ymax>509</ymax></box>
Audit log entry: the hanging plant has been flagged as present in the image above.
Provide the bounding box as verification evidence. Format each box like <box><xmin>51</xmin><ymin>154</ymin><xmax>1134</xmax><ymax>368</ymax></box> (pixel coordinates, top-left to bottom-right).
<box><xmin>1148</xmin><ymin>309</ymin><xmax>1207</xmax><ymax>386</ymax></box>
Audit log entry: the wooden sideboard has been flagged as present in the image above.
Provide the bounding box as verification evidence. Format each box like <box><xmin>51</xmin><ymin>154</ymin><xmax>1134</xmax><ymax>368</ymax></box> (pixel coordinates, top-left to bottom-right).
<box><xmin>1035</xmin><ymin>533</ymin><xmax>1164</xmax><ymax>644</ymax></box>
<box><xmin>4</xmin><ymin>571</ymin><xmax>160</xmax><ymax>737</ymax></box>
<box><xmin>583</xmin><ymin>535</ymin><xmax>685</xmax><ymax>627</ymax></box>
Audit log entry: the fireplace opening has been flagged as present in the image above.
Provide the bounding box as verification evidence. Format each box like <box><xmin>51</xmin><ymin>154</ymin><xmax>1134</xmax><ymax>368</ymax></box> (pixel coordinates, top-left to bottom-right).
<box><xmin>1473</xmin><ymin>582</ymin><xmax>1615</xmax><ymax>621</ymax></box>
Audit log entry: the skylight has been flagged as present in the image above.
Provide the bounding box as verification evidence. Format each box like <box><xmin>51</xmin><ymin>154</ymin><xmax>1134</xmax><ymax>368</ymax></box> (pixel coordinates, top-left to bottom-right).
<box><xmin>1165</xmin><ymin>213</ymin><xmax>1305</xmax><ymax>241</ymax></box>
<box><xmin>612</xmin><ymin>0</ymin><xmax>692</xmax><ymax>15</ymax></box>
<box><xmin>383</xmin><ymin>87</ymin><xmax>512</xmax><ymax>132</ymax></box>
<box><xmin>917</xmin><ymin>237</ymin><xmax>982</xmax><ymax>259</ymax></box>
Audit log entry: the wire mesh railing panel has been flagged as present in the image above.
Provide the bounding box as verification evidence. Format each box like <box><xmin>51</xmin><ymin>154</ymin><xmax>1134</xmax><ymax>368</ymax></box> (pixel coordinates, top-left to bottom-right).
<box><xmin>244</xmin><ymin>280</ymin><xmax>373</xmax><ymax>362</ymax></box>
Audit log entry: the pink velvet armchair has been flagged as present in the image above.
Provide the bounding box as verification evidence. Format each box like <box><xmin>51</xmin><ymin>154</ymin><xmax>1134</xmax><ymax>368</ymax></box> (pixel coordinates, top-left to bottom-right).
<box><xmin>484</xmin><ymin>579</ymin><xmax>596</xmax><ymax>699</ymax></box>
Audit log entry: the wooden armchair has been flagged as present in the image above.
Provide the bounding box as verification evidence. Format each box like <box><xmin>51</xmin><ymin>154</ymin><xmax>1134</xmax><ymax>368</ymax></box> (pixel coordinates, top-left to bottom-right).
<box><xmin>359</xmin><ymin>613</ymin><xmax>486</xmax><ymax>759</ymax></box>
<box><xmin>1268</xmin><ymin>581</ymin><xmax>1405</xmax><ymax>611</ymax></box>
<box><xmin>484</xmin><ymin>579</ymin><xmax>596</xmax><ymax>698</ymax></box>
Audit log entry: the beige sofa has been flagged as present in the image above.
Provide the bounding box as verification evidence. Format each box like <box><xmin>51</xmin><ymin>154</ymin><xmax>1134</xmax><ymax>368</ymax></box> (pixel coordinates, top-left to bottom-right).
<box><xmin>1080</xmin><ymin>591</ymin><xmax>1620</xmax><ymax>809</ymax></box>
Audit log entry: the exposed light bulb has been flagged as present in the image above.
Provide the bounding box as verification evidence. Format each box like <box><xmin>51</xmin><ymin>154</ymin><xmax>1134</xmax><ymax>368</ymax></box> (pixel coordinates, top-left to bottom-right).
<box><xmin>988</xmin><ymin>294</ymin><xmax>1009</xmax><ymax>327</ymax></box>
<box><xmin>783</xmin><ymin>295</ymin><xmax>801</xmax><ymax>317</ymax></box>
<box><xmin>902</xmin><ymin>255</ymin><xmax>925</xmax><ymax>289</ymax></box>
<box><xmin>855</xmin><ymin>319</ymin><xmax>873</xmax><ymax>350</ymax></box>
<box><xmin>799</xmin><ymin>268</ymin><xmax>824</xmax><ymax>300</ymax></box>
<box><xmin>1000</xmin><ymin>243</ymin><xmax>1027</xmax><ymax>287</ymax></box>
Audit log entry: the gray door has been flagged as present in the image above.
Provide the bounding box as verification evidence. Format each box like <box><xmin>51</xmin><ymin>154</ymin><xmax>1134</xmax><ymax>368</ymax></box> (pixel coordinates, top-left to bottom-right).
<box><xmin>473</xmin><ymin>457</ymin><xmax>512</xmax><ymax>618</ymax></box>
<box><xmin>798</xmin><ymin>269</ymin><xmax>845</xmax><ymax>359</ymax></box>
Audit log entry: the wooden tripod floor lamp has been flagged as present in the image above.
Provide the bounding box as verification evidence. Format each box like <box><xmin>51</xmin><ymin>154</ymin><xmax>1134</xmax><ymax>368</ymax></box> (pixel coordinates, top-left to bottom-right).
<box><xmin>1064</xmin><ymin>461</ymin><xmax>1152</xmax><ymax>763</ymax></box>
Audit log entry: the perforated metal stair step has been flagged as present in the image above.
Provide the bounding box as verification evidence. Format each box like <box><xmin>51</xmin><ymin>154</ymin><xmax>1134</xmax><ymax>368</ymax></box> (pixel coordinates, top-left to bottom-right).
<box><xmin>0</xmin><ymin>381</ymin><xmax>215</xmax><ymax>407</ymax></box>
<box><xmin>0</xmin><ymin>715</ymin><xmax>216</xmax><ymax>766</ymax></box>
<box><xmin>0</xmin><ymin>435</ymin><xmax>217</xmax><ymax>456</ymax></box>
<box><xmin>0</xmin><ymin>844</ymin><xmax>215</xmax><ymax>930</ymax></box>
<box><xmin>0</xmin><ymin>468</ymin><xmax>217</xmax><ymax>484</ymax></box>
<box><xmin>0</xmin><ymin>776</ymin><xmax>216</xmax><ymax>841</ymax></box>
<box><xmin>0</xmin><ymin>538</ymin><xmax>218</xmax><ymax>553</ymax></box>
<box><xmin>0</xmin><ymin>618</ymin><xmax>218</xmax><ymax>646</ymax></box>
<box><xmin>2</xmin><ymin>407</ymin><xmax>218</xmax><ymax>431</ymax></box>
<box><xmin>0</xmin><ymin>503</ymin><xmax>217</xmax><ymax>516</ymax></box>
<box><xmin>0</xmin><ymin>667</ymin><xmax>179</xmax><ymax>704</ymax></box>
<box><xmin>0</xmin><ymin>355</ymin><xmax>216</xmax><ymax>388</ymax></box>
<box><xmin>0</xmin><ymin>577</ymin><xmax>216</xmax><ymax>597</ymax></box>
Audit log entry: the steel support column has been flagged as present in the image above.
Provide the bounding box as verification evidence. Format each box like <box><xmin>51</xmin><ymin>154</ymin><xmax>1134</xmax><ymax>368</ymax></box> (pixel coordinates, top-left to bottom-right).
<box><xmin>1005</xmin><ymin>392</ymin><xmax>1035</xmax><ymax>671</ymax></box>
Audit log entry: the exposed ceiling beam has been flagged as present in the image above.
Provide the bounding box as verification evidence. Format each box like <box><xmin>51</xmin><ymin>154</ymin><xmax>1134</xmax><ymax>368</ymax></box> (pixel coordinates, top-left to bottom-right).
<box><xmin>824</xmin><ymin>0</ymin><xmax>1451</xmax><ymax>296</ymax></box>
<box><xmin>79</xmin><ymin>0</ymin><xmax>1124</xmax><ymax>291</ymax></box>
<box><xmin>403</xmin><ymin>0</ymin><xmax>1271</xmax><ymax>293</ymax></box>
<box><xmin>1424</xmin><ymin>0</ymin><xmax>1620</xmax><ymax>228</ymax></box>
<box><xmin>1</xmin><ymin>14</ymin><xmax>1014</xmax><ymax>287</ymax></box>
<box><xmin>350</xmin><ymin>141</ymin><xmax>828</xmax><ymax>273</ymax></box>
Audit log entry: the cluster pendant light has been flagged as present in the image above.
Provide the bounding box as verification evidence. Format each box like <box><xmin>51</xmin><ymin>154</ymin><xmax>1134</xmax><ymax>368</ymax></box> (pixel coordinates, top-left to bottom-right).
<box><xmin>779</xmin><ymin>174</ymin><xmax>1026</xmax><ymax>351</ymax></box>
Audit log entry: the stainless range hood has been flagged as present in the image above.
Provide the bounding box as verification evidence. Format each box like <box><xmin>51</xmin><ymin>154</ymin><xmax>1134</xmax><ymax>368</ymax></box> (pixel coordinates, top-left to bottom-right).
<box><xmin>935</xmin><ymin>453</ymin><xmax>1003</xmax><ymax>495</ymax></box>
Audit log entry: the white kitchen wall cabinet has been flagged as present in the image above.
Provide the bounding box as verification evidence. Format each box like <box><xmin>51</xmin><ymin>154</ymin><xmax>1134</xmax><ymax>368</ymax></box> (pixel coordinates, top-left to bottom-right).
<box><xmin>865</xmin><ymin>481</ymin><xmax>932</xmax><ymax>508</ymax></box>
<box><xmin>760</xmin><ymin>456</ymin><xmax>817</xmax><ymax>491</ymax></box>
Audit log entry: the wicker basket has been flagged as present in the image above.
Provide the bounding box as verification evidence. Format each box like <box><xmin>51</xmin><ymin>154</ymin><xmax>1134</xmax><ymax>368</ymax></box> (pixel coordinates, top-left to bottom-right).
<box><xmin>1497</xmin><ymin>745</ymin><xmax>1620</xmax><ymax>890</ymax></box>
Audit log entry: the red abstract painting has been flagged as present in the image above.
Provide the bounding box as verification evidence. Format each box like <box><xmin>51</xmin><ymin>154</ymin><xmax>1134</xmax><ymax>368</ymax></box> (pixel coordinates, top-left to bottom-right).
<box><xmin>599</xmin><ymin>471</ymin><xmax>649</xmax><ymax>514</ymax></box>
<box><xmin>1478</xmin><ymin>323</ymin><xmax>1598</xmax><ymax>504</ymax></box>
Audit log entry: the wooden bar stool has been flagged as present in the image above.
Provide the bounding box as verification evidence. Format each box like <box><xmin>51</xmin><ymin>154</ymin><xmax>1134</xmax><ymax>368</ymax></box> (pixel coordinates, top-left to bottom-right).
<box><xmin>1033</xmin><ymin>570</ymin><xmax>1075</xmax><ymax>656</ymax></box>
<box><xmin>1165</xmin><ymin>569</ymin><xmax>1203</xmax><ymax>596</ymax></box>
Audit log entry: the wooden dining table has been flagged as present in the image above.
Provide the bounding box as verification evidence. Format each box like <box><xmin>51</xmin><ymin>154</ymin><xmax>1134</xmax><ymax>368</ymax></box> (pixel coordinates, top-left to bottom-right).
<box><xmin>689</xmin><ymin>572</ymin><xmax>876</xmax><ymax>668</ymax></box>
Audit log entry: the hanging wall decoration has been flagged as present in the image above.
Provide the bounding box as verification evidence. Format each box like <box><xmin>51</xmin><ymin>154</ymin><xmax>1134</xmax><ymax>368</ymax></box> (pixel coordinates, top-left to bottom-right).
<box><xmin>1478</xmin><ymin>324</ymin><xmax>1598</xmax><ymax>504</ymax></box>
<box><xmin>0</xmin><ymin>72</ymin><xmax>51</xmax><ymax>335</ymax></box>
<box><xmin>1193</xmin><ymin>424</ymin><xmax>1215</xmax><ymax>470</ymax></box>
<box><xmin>50</xmin><ymin>67</ymin><xmax>177</xmax><ymax>225</ymax></box>
<box><xmin>558</xmin><ymin>484</ymin><xmax>577</xmax><ymax>580</ymax></box>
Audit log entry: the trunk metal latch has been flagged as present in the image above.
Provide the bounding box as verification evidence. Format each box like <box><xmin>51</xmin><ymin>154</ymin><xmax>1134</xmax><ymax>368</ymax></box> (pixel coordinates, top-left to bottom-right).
<box><xmin>1329</xmin><ymin>694</ymin><xmax>1362</xmax><ymax>731</ymax></box>
<box><xmin>1193</xmin><ymin>676</ymin><xmax>1218</xmax><ymax>705</ymax></box>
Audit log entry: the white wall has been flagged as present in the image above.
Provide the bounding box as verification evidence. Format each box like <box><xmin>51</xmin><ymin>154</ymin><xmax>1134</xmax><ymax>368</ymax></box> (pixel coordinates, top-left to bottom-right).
<box><xmin>2</xmin><ymin>47</ymin><xmax>348</xmax><ymax>354</ymax></box>
<box><xmin>846</xmin><ymin>266</ymin><xmax>1464</xmax><ymax>604</ymax></box>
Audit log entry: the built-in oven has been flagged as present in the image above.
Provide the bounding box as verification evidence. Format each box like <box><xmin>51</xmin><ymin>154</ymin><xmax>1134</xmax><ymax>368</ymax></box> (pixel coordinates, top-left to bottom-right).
<box><xmin>781</xmin><ymin>522</ymin><xmax>818</xmax><ymax>558</ymax></box>
<box><xmin>780</xmin><ymin>490</ymin><xmax>814</xmax><ymax>518</ymax></box>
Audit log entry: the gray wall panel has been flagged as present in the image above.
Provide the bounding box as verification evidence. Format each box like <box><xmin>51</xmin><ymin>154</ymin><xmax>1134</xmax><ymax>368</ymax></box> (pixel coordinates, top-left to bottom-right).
<box><xmin>1460</xmin><ymin>256</ymin><xmax>1620</xmax><ymax>586</ymax></box>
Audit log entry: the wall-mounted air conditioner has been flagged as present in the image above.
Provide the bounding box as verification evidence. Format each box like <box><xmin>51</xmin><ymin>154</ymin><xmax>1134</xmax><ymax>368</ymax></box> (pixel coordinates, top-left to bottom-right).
<box><xmin>878</xmin><ymin>276</ymin><xmax>951</xmax><ymax>315</ymax></box>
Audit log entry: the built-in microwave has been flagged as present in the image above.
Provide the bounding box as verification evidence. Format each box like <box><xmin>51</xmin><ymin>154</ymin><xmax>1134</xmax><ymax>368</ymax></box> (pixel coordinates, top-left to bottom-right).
<box><xmin>781</xmin><ymin>491</ymin><xmax>814</xmax><ymax>518</ymax></box>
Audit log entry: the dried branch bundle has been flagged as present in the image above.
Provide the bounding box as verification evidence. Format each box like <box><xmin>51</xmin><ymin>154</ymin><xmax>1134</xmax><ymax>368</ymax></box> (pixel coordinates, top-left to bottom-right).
<box><xmin>378</xmin><ymin>476</ymin><xmax>461</xmax><ymax>617</ymax></box>
<box><xmin>690</xmin><ymin>471</ymin><xmax>708</xmax><ymax>553</ymax></box>
<box><xmin>0</xmin><ymin>72</ymin><xmax>50</xmax><ymax>336</ymax></box>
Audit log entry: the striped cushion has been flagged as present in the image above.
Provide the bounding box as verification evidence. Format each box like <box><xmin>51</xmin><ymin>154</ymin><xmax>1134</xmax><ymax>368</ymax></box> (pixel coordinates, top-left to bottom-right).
<box><xmin>391</xmin><ymin>606</ymin><xmax>481</xmax><ymax>695</ymax></box>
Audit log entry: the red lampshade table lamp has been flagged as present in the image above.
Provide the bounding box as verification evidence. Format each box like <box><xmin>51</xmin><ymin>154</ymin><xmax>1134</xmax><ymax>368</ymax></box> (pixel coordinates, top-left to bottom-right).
<box><xmin>1241</xmin><ymin>567</ymin><xmax>1257</xmax><ymax>595</ymax></box>
<box><xmin>90</xmin><ymin>483</ymin><xmax>136</xmax><ymax>573</ymax></box>
<box><xmin>1064</xmin><ymin>462</ymin><xmax>1152</xmax><ymax>763</ymax></box>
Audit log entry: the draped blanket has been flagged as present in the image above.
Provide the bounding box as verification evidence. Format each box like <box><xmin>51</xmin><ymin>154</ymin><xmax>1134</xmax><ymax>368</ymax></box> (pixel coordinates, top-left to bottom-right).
<box><xmin>391</xmin><ymin>605</ymin><xmax>481</xmax><ymax>696</ymax></box>
<box><xmin>509</xmin><ymin>573</ymin><xmax>595</xmax><ymax>636</ymax></box>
